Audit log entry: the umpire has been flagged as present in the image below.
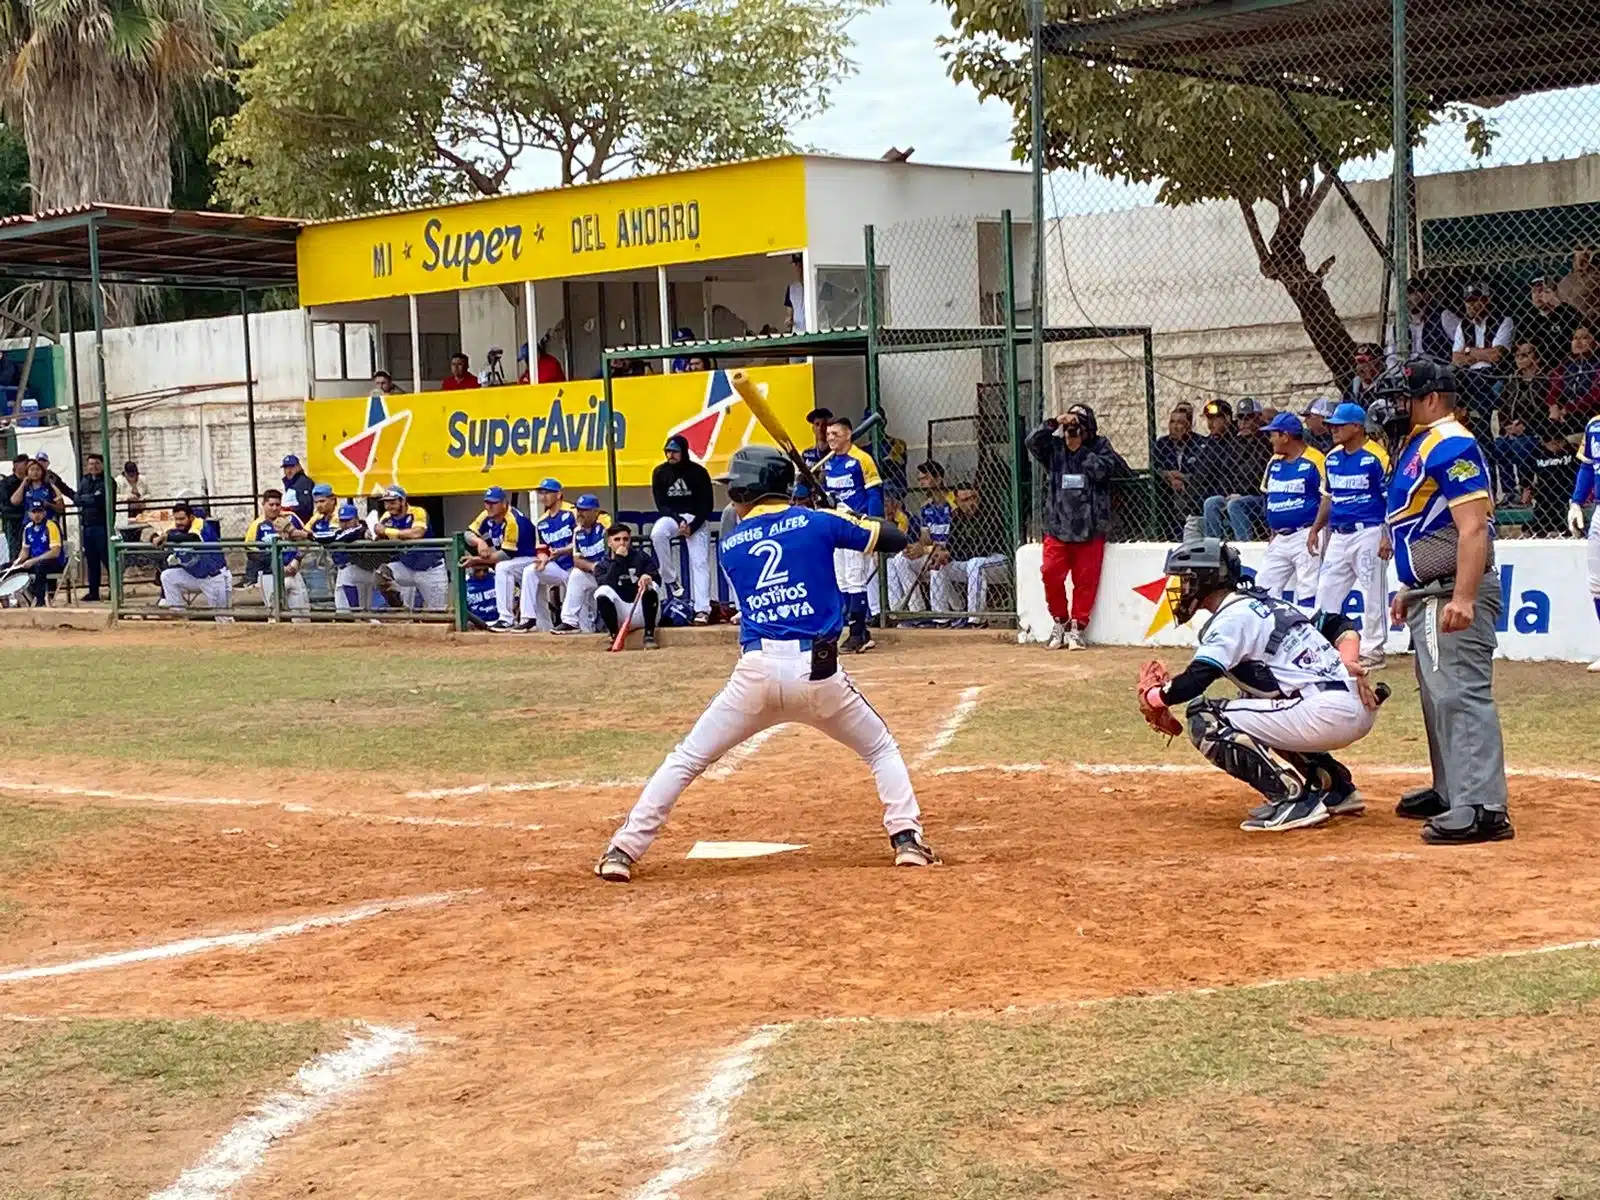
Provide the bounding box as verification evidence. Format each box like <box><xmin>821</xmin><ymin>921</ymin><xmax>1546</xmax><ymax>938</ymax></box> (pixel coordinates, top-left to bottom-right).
<box><xmin>1375</xmin><ymin>358</ymin><xmax>1512</xmax><ymax>844</ymax></box>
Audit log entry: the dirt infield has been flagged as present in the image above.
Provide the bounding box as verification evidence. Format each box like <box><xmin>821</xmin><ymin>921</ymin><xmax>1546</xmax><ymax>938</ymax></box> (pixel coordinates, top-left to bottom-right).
<box><xmin>1</xmin><ymin>629</ymin><xmax>1596</xmax><ymax>1197</ymax></box>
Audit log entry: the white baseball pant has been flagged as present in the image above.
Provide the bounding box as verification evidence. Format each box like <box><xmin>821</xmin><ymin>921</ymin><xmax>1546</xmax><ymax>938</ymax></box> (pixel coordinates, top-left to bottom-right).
<box><xmin>335</xmin><ymin>563</ymin><xmax>375</xmax><ymax>612</ymax></box>
<box><xmin>1313</xmin><ymin>526</ymin><xmax>1389</xmax><ymax>658</ymax></box>
<box><xmin>160</xmin><ymin>567</ymin><xmax>230</xmax><ymax>615</ymax></box>
<box><xmin>651</xmin><ymin>518</ymin><xmax>712</xmax><ymax>615</ymax></box>
<box><xmin>608</xmin><ymin>640</ymin><xmax>923</xmax><ymax>861</ymax></box>
<box><xmin>833</xmin><ymin>544</ymin><xmax>868</xmax><ymax>594</ymax></box>
<box><xmin>595</xmin><ymin>581</ymin><xmax>658</xmax><ymax>629</ymax></box>
<box><xmin>1588</xmin><ymin>505</ymin><xmax>1600</xmax><ymax>596</ymax></box>
<box><xmin>932</xmin><ymin>554</ymin><xmax>1008</xmax><ymax>614</ymax></box>
<box><xmin>1256</xmin><ymin>529</ymin><xmax>1321</xmax><ymax>608</ymax></box>
<box><xmin>519</xmin><ymin>559</ymin><xmax>569</xmax><ymax>629</ymax></box>
<box><xmin>259</xmin><ymin>570</ymin><xmax>310</xmax><ymax>618</ymax></box>
<box><xmin>494</xmin><ymin>555</ymin><xmax>533</xmax><ymax>620</ymax></box>
<box><xmin>390</xmin><ymin>561</ymin><xmax>448</xmax><ymax>610</ymax></box>
<box><xmin>885</xmin><ymin>553</ymin><xmax>927</xmax><ymax>611</ymax></box>
<box><xmin>1216</xmin><ymin>687</ymin><xmax>1376</xmax><ymax>753</ymax></box>
<box><xmin>562</xmin><ymin>565</ymin><xmax>601</xmax><ymax>631</ymax></box>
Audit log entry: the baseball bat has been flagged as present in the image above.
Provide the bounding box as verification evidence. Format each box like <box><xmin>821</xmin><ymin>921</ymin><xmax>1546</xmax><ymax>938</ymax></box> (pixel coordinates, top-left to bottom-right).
<box><xmin>609</xmin><ymin>592</ymin><xmax>644</xmax><ymax>652</ymax></box>
<box><xmin>729</xmin><ymin>371</ymin><xmax>833</xmax><ymax>502</ymax></box>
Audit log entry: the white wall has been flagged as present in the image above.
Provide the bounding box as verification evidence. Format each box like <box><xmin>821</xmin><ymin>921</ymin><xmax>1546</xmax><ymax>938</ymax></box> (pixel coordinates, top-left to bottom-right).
<box><xmin>1016</xmin><ymin>540</ymin><xmax>1599</xmax><ymax>663</ymax></box>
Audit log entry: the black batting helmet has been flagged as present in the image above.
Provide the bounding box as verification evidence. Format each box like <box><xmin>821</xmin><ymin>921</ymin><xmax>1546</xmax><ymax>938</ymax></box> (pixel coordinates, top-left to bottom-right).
<box><xmin>718</xmin><ymin>445</ymin><xmax>795</xmax><ymax>504</ymax></box>
<box><xmin>1162</xmin><ymin>538</ymin><xmax>1245</xmax><ymax>625</ymax></box>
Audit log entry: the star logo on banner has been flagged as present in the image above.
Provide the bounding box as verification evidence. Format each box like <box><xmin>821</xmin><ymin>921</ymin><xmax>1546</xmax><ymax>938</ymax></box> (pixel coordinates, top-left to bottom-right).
<box><xmin>333</xmin><ymin>394</ymin><xmax>413</xmax><ymax>496</ymax></box>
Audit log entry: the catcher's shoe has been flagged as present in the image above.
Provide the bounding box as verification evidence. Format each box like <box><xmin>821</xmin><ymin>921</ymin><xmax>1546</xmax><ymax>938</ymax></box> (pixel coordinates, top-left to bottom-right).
<box><xmin>1045</xmin><ymin>620</ymin><xmax>1067</xmax><ymax>650</ymax></box>
<box><xmin>1325</xmin><ymin>786</ymin><xmax>1367</xmax><ymax>816</ymax></box>
<box><xmin>891</xmin><ymin>830</ymin><xmax>940</xmax><ymax>867</ymax></box>
<box><xmin>594</xmin><ymin>847</ymin><xmax>635</xmax><ymax>883</ymax></box>
<box><xmin>1395</xmin><ymin>785</ymin><xmax>1447</xmax><ymax>820</ymax></box>
<box><xmin>1240</xmin><ymin>794</ymin><xmax>1330</xmax><ymax>832</ymax></box>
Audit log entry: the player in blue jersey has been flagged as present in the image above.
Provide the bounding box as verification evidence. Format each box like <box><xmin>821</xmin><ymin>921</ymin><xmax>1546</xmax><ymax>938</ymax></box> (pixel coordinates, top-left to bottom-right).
<box><xmin>517</xmin><ymin>477</ymin><xmax>576</xmax><ymax>631</ymax></box>
<box><xmin>557</xmin><ymin>494</ymin><xmax>610</xmax><ymax>632</ymax></box>
<box><xmin>1255</xmin><ymin>413</ymin><xmax>1325</xmax><ymax>607</ymax></box>
<box><xmin>10</xmin><ymin>500</ymin><xmax>64</xmax><ymax>605</ymax></box>
<box><xmin>243</xmin><ymin>488</ymin><xmax>311</xmax><ymax>617</ymax></box>
<box><xmin>376</xmin><ymin>485</ymin><xmax>447</xmax><ymax>609</ymax></box>
<box><xmin>596</xmin><ymin>445</ymin><xmax>936</xmax><ymax>882</ymax></box>
<box><xmin>155</xmin><ymin>500</ymin><xmax>231</xmax><ymax>618</ymax></box>
<box><xmin>1570</xmin><ymin>412</ymin><xmax>1600</xmax><ymax>672</ymax></box>
<box><xmin>1374</xmin><ymin>358</ymin><xmax>1511</xmax><ymax>844</ymax></box>
<box><xmin>465</xmin><ymin>485</ymin><xmax>536</xmax><ymax>629</ymax></box>
<box><xmin>820</xmin><ymin>414</ymin><xmax>883</xmax><ymax>652</ymax></box>
<box><xmin>1307</xmin><ymin>402</ymin><xmax>1392</xmax><ymax>667</ymax></box>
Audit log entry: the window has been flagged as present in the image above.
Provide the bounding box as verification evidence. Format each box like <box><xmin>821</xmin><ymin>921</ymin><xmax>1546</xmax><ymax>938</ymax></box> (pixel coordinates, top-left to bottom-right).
<box><xmin>311</xmin><ymin>321</ymin><xmax>378</xmax><ymax>381</ymax></box>
<box><xmin>815</xmin><ymin>266</ymin><xmax>889</xmax><ymax>330</ymax></box>
<box><xmin>382</xmin><ymin>332</ymin><xmax>459</xmax><ymax>385</ymax></box>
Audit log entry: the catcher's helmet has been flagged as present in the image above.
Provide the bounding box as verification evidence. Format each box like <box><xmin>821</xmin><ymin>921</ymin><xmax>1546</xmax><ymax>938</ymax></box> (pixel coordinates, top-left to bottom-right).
<box><xmin>718</xmin><ymin>445</ymin><xmax>794</xmax><ymax>504</ymax></box>
<box><xmin>1370</xmin><ymin>356</ymin><xmax>1457</xmax><ymax>440</ymax></box>
<box><xmin>1162</xmin><ymin>538</ymin><xmax>1245</xmax><ymax>625</ymax></box>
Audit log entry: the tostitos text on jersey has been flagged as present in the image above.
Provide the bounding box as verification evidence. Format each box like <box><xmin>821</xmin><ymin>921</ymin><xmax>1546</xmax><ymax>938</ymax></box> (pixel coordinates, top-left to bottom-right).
<box><xmin>720</xmin><ymin>503</ymin><xmax>880</xmax><ymax>642</ymax></box>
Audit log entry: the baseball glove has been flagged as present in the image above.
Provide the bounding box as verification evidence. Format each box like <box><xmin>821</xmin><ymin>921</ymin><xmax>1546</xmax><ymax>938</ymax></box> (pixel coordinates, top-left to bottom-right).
<box><xmin>1136</xmin><ymin>659</ymin><xmax>1183</xmax><ymax>738</ymax></box>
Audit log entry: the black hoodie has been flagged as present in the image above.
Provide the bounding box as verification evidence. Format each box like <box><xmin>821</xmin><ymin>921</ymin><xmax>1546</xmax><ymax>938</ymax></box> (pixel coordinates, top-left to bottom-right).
<box><xmin>651</xmin><ymin>435</ymin><xmax>715</xmax><ymax>532</ymax></box>
<box><xmin>1024</xmin><ymin>404</ymin><xmax>1127</xmax><ymax>542</ymax></box>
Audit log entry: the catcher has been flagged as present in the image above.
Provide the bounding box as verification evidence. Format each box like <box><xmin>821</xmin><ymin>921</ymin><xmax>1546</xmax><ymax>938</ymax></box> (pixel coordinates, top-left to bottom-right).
<box><xmin>1136</xmin><ymin>539</ymin><xmax>1387</xmax><ymax>832</ymax></box>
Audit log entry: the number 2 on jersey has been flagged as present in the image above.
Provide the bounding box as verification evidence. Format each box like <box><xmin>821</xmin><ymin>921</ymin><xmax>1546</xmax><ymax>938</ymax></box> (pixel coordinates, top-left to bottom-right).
<box><xmin>751</xmin><ymin>539</ymin><xmax>790</xmax><ymax>589</ymax></box>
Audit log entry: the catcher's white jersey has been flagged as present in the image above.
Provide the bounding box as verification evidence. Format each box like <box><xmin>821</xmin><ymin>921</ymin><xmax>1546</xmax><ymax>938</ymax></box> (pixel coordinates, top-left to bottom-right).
<box><xmin>1194</xmin><ymin>590</ymin><xmax>1354</xmax><ymax>699</ymax></box>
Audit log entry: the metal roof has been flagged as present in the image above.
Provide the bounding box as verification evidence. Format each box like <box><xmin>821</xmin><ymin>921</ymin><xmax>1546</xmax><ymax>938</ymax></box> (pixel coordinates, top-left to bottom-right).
<box><xmin>1043</xmin><ymin>0</ymin><xmax>1600</xmax><ymax>104</ymax></box>
<box><xmin>0</xmin><ymin>205</ymin><xmax>302</xmax><ymax>289</ymax></box>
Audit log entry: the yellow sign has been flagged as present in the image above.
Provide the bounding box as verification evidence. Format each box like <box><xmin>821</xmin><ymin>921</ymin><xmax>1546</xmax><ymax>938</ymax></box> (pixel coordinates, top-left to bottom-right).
<box><xmin>305</xmin><ymin>363</ymin><xmax>817</xmax><ymax>496</ymax></box>
<box><xmin>296</xmin><ymin>157</ymin><xmax>808</xmax><ymax>306</ymax></box>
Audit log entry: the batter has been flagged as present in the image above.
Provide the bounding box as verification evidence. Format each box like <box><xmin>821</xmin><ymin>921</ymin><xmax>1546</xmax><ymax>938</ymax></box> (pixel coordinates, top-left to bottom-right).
<box><xmin>595</xmin><ymin>445</ymin><xmax>936</xmax><ymax>883</ymax></box>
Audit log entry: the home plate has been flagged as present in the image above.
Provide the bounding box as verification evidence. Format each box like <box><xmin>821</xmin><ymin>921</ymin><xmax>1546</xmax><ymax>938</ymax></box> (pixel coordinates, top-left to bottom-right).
<box><xmin>686</xmin><ymin>841</ymin><xmax>809</xmax><ymax>860</ymax></box>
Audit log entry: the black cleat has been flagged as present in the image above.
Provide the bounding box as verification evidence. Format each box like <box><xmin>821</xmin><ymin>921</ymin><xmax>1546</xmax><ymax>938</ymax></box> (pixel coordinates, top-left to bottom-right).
<box><xmin>643</xmin><ymin>631</ymin><xmax>660</xmax><ymax>650</ymax></box>
<box><xmin>891</xmin><ymin>829</ymin><xmax>940</xmax><ymax>866</ymax></box>
<box><xmin>1421</xmin><ymin>807</ymin><xmax>1515</xmax><ymax>845</ymax></box>
<box><xmin>594</xmin><ymin>846</ymin><xmax>634</xmax><ymax>882</ymax></box>
<box><xmin>1395</xmin><ymin>786</ymin><xmax>1448</xmax><ymax>820</ymax></box>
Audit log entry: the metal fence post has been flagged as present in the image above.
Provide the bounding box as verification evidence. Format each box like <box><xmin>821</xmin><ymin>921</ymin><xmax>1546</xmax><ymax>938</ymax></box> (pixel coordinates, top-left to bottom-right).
<box><xmin>270</xmin><ymin>540</ymin><xmax>285</xmax><ymax>621</ymax></box>
<box><xmin>602</xmin><ymin>360</ymin><xmax>620</xmax><ymax>518</ymax></box>
<box><xmin>87</xmin><ymin>220</ymin><xmax>116</xmax><ymax>621</ymax></box>
<box><xmin>863</xmin><ymin>223</ymin><xmax>891</xmax><ymax>619</ymax></box>
<box><xmin>1142</xmin><ymin>330</ymin><xmax>1159</xmax><ymax>540</ymax></box>
<box><xmin>1001</xmin><ymin>209</ymin><xmax>1024</xmax><ymax>551</ymax></box>
<box><xmin>452</xmin><ymin>532</ymin><xmax>469</xmax><ymax>631</ymax></box>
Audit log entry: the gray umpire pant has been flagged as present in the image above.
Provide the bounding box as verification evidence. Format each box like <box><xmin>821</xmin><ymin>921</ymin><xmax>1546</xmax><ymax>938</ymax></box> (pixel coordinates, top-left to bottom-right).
<box><xmin>1404</xmin><ymin>570</ymin><xmax>1509</xmax><ymax>814</ymax></box>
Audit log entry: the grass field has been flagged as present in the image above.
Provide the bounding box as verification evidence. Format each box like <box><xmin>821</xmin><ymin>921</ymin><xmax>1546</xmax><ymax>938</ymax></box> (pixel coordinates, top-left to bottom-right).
<box><xmin>0</xmin><ymin>625</ymin><xmax>1596</xmax><ymax>1199</ymax></box>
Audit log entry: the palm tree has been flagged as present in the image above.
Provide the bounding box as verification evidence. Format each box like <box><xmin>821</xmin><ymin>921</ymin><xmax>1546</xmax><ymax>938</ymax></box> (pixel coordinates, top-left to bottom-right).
<box><xmin>0</xmin><ymin>0</ymin><xmax>251</xmax><ymax>323</ymax></box>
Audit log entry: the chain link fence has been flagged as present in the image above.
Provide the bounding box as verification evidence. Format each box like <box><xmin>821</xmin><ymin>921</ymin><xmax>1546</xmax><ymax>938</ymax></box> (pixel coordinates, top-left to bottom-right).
<box><xmin>970</xmin><ymin>0</ymin><xmax>1600</xmax><ymax>543</ymax></box>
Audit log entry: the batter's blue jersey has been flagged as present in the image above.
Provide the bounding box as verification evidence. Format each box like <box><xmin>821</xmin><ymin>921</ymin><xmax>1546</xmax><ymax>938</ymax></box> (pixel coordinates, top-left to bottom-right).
<box><xmin>720</xmin><ymin>502</ymin><xmax>880</xmax><ymax>643</ymax></box>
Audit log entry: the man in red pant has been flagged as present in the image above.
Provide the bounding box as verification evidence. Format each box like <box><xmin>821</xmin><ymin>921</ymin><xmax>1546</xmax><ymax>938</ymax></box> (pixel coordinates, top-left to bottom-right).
<box><xmin>1026</xmin><ymin>404</ymin><xmax>1127</xmax><ymax>649</ymax></box>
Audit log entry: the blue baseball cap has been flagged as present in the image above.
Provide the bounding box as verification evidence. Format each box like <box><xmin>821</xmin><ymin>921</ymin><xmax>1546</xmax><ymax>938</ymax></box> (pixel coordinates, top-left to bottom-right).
<box><xmin>282</xmin><ymin>454</ymin><xmax>300</xmax><ymax>467</ymax></box>
<box><xmin>1263</xmin><ymin>412</ymin><xmax>1305</xmax><ymax>437</ymax></box>
<box><xmin>537</xmin><ymin>477</ymin><xmax>562</xmax><ymax>492</ymax></box>
<box><xmin>337</xmin><ymin>502</ymin><xmax>359</xmax><ymax>520</ymax></box>
<box><xmin>312</xmin><ymin>482</ymin><xmax>334</xmax><ymax>498</ymax></box>
<box><xmin>1329</xmin><ymin>402</ymin><xmax>1368</xmax><ymax>427</ymax></box>
<box><xmin>383</xmin><ymin>484</ymin><xmax>407</xmax><ymax>500</ymax></box>
<box><xmin>483</xmin><ymin>485</ymin><xmax>507</xmax><ymax>504</ymax></box>
<box><xmin>575</xmin><ymin>493</ymin><xmax>600</xmax><ymax>510</ymax></box>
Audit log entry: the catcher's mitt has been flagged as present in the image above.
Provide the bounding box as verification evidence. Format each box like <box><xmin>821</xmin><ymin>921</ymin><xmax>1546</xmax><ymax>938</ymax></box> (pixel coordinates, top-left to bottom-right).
<box><xmin>1137</xmin><ymin>659</ymin><xmax>1183</xmax><ymax>738</ymax></box>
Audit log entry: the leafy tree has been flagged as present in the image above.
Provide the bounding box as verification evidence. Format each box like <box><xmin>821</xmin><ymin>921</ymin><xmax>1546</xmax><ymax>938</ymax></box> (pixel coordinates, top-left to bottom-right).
<box><xmin>215</xmin><ymin>0</ymin><xmax>868</xmax><ymax>219</ymax></box>
<box><xmin>941</xmin><ymin>0</ymin><xmax>1490</xmax><ymax>380</ymax></box>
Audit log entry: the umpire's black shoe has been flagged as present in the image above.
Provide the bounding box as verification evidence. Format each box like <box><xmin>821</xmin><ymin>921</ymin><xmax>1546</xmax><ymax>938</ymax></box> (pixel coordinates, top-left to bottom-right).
<box><xmin>1395</xmin><ymin>786</ymin><xmax>1448</xmax><ymax>820</ymax></box>
<box><xmin>1421</xmin><ymin>806</ymin><xmax>1515</xmax><ymax>845</ymax></box>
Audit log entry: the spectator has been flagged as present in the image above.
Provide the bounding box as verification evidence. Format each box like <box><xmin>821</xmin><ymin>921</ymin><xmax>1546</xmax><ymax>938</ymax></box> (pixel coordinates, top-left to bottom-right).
<box><xmin>465</xmin><ymin>567</ymin><xmax>501</xmax><ymax>627</ymax></box>
<box><xmin>1388</xmin><ymin>275</ymin><xmax>1459</xmax><ymax>363</ymax></box>
<box><xmin>669</xmin><ymin>328</ymin><xmax>697</xmax><ymax>374</ymax></box>
<box><xmin>557</xmin><ymin>494</ymin><xmax>610</xmax><ymax>633</ymax></box>
<box><xmin>442</xmin><ymin>353</ymin><xmax>479</xmax><ymax>391</ymax></box>
<box><xmin>375</xmin><ymin>485</ymin><xmax>447</xmax><ymax>610</ymax></box>
<box><xmin>517</xmin><ymin>477</ymin><xmax>576</xmax><ymax>631</ymax></box>
<box><xmin>802</xmin><ymin>407</ymin><xmax>832</xmax><ymax>467</ymax></box>
<box><xmin>1233</xmin><ymin>396</ymin><xmax>1273</xmax><ymax>524</ymax></box>
<box><xmin>1524</xmin><ymin>421</ymin><xmax>1579</xmax><ymax>537</ymax></box>
<box><xmin>1341</xmin><ymin>343</ymin><xmax>1385</xmax><ymax>409</ymax></box>
<box><xmin>280</xmin><ymin>454</ymin><xmax>316</xmax><ymax>522</ymax></box>
<box><xmin>153</xmin><ymin>500</ymin><xmax>230</xmax><ymax>618</ymax></box>
<box><xmin>1546</xmin><ymin>323</ymin><xmax>1600</xmax><ymax>440</ymax></box>
<box><xmin>118</xmin><ymin>460</ymin><xmax>148</xmax><ymax>517</ymax></box>
<box><xmin>1452</xmin><ymin>281</ymin><xmax>1513</xmax><ymax>424</ymax></box>
<box><xmin>371</xmin><ymin>369</ymin><xmax>404</xmax><ymax>396</ymax></box>
<box><xmin>1301</xmin><ymin>396</ymin><xmax>1336</xmax><ymax>453</ymax></box>
<box><xmin>1198</xmin><ymin>399</ymin><xmax>1267</xmax><ymax>541</ymax></box>
<box><xmin>244</xmin><ymin>488</ymin><xmax>311</xmax><ymax>616</ymax></box>
<box><xmin>9</xmin><ymin>499</ymin><xmax>64</xmax><ymax>606</ymax></box>
<box><xmin>1153</xmin><ymin>406</ymin><xmax>1200</xmax><ymax>541</ymax></box>
<box><xmin>1496</xmin><ymin>342</ymin><xmax>1548</xmax><ymax>499</ymax></box>
<box><xmin>77</xmin><ymin>453</ymin><xmax>109</xmax><ymax>602</ymax></box>
<box><xmin>10</xmin><ymin>458</ymin><xmax>63</xmax><ymax>521</ymax></box>
<box><xmin>1026</xmin><ymin>402</ymin><xmax>1125</xmax><ymax>650</ymax></box>
<box><xmin>594</xmin><ymin>523</ymin><xmax>661</xmax><ymax>650</ymax></box>
<box><xmin>783</xmin><ymin>254</ymin><xmax>807</xmax><ymax>334</ymax></box>
<box><xmin>930</xmin><ymin>483</ymin><xmax>1009</xmax><ymax>628</ymax></box>
<box><xmin>650</xmin><ymin>434</ymin><xmax>715</xmax><ymax>623</ymax></box>
<box><xmin>463</xmin><ymin>485</ymin><xmax>536</xmax><ymax>631</ymax></box>
<box><xmin>1521</xmin><ymin>276</ymin><xmax>1580</xmax><ymax>372</ymax></box>
<box><xmin>34</xmin><ymin>453</ymin><xmax>75</xmax><ymax>507</ymax></box>
<box><xmin>519</xmin><ymin>337</ymin><xmax>566</xmax><ymax>384</ymax></box>
<box><xmin>0</xmin><ymin>452</ymin><xmax>27</xmax><ymax>561</ymax></box>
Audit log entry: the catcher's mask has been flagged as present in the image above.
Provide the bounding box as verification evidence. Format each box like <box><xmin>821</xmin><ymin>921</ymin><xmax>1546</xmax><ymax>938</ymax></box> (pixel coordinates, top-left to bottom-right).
<box><xmin>1162</xmin><ymin>538</ymin><xmax>1244</xmax><ymax>625</ymax></box>
<box><xmin>1370</xmin><ymin>356</ymin><xmax>1457</xmax><ymax>442</ymax></box>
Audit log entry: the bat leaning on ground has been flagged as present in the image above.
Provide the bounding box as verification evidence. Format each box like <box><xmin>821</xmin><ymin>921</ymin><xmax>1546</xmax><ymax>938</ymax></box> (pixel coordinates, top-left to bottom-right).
<box><xmin>609</xmin><ymin>592</ymin><xmax>644</xmax><ymax>652</ymax></box>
